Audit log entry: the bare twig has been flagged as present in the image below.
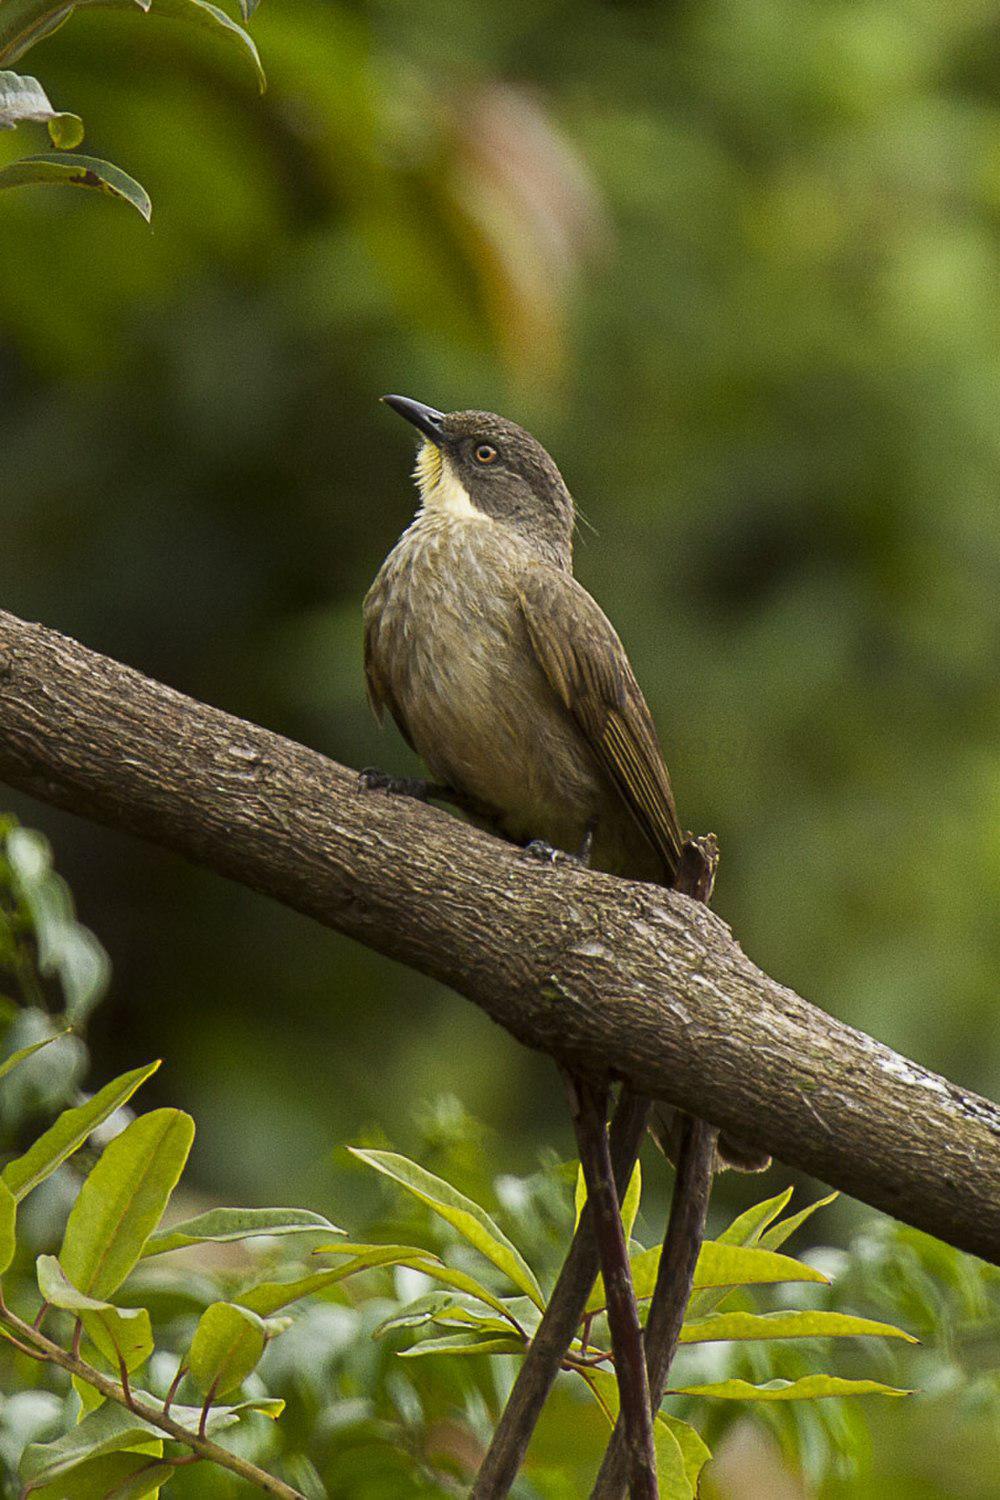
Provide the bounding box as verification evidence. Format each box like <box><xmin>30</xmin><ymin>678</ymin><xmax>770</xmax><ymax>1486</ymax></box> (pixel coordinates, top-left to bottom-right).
<box><xmin>591</xmin><ymin>1114</ymin><xmax>717</xmax><ymax>1499</ymax></box>
<box><xmin>570</xmin><ymin>1078</ymin><xmax>657</xmax><ymax>1500</ymax></box>
<box><xmin>471</xmin><ymin>1090</ymin><xmax>650</xmax><ymax>1498</ymax></box>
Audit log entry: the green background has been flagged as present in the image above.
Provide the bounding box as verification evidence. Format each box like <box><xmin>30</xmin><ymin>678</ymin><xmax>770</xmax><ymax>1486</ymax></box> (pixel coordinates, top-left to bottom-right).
<box><xmin>2</xmin><ymin>1</ymin><xmax>999</xmax><ymax>1492</ymax></box>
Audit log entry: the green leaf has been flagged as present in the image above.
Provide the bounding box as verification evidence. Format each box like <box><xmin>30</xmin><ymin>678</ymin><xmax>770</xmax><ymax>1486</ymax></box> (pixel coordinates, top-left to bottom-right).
<box><xmin>0</xmin><ymin>2</ymin><xmax>75</xmax><ymax>71</ymax></box>
<box><xmin>586</xmin><ymin>1238</ymin><xmax>827</xmax><ymax>1313</ymax></box>
<box><xmin>0</xmin><ymin>1178</ymin><xmax>16</xmax><ymax>1274</ymax></box>
<box><xmin>3</xmin><ymin>1060</ymin><xmax>160</xmax><ymax>1202</ymax></box>
<box><xmin>0</xmin><ymin>70</ymin><xmax>82</xmax><ymax>145</ymax></box>
<box><xmin>240</xmin><ymin>1245</ymin><xmax>442</xmax><ymax>1316</ymax></box>
<box><xmin>0</xmin><ymin>1029</ymin><xmax>69</xmax><ymax>1081</ymax></box>
<box><xmin>673</xmin><ymin>1375</ymin><xmax>911</xmax><ymax>1401</ymax></box>
<box><xmin>142</xmin><ymin>1205</ymin><xmax>342</xmax><ymax>1257</ymax></box>
<box><xmin>60</xmin><ymin>1108</ymin><xmax>194</xmax><ymax>1299</ymax></box>
<box><xmin>657</xmin><ymin>1414</ymin><xmax>712</xmax><ymax>1496</ymax></box>
<box><xmin>350</xmin><ymin>1148</ymin><xmax>544</xmax><ymax>1307</ymax></box>
<box><xmin>36</xmin><ymin>1255</ymin><xmax>154</xmax><ymax>1371</ymax></box>
<box><xmin>680</xmin><ymin>1308</ymin><xmax>917</xmax><ymax>1345</ymax></box>
<box><xmin>189</xmin><ymin>1300</ymin><xmax>267</xmax><ymax>1397</ymax></box>
<box><xmin>575</xmin><ymin>1159</ymin><xmax>641</xmax><ymax>1240</ymax></box>
<box><xmin>6</xmin><ymin>827</ymin><xmax>110</xmax><ymax>1021</ymax></box>
<box><xmin>717</xmin><ymin>1187</ymin><xmax>794</xmax><ymax>1246</ymax></box>
<box><xmin>398</xmin><ymin>1330</ymin><xmax>525</xmax><ymax>1357</ymax></box>
<box><xmin>31</xmin><ymin>1450</ymin><xmax>168</xmax><ymax>1500</ymax></box>
<box><xmin>21</xmin><ymin>1393</ymin><xmax>281</xmax><ymax>1485</ymax></box>
<box><xmin>0</xmin><ymin>153</ymin><xmax>151</xmax><ymax>221</ymax></box>
<box><xmin>758</xmin><ymin>1192</ymin><xmax>839</xmax><ymax>1251</ymax></box>
<box><xmin>237</xmin><ymin>0</ymin><xmax>260</xmax><ymax>23</ymax></box>
<box><xmin>579</xmin><ymin>1369</ymin><xmax>694</xmax><ymax>1499</ymax></box>
<box><xmin>82</xmin><ymin>0</ymin><xmax>266</xmax><ymax>93</ymax></box>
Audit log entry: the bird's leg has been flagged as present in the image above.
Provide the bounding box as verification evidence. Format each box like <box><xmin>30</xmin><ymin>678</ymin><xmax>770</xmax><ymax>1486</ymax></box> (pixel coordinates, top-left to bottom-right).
<box><xmin>564</xmin><ymin>1070</ymin><xmax>658</xmax><ymax>1500</ymax></box>
<box><xmin>357</xmin><ymin>767</ymin><xmax>498</xmax><ymax>823</ymax></box>
<box><xmin>522</xmin><ymin>819</ymin><xmax>597</xmax><ymax>868</ymax></box>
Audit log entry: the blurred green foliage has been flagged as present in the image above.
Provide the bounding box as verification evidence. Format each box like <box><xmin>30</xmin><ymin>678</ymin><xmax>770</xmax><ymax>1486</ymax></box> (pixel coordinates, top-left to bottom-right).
<box><xmin>2</xmin><ymin>0</ymin><xmax>1000</xmax><ymax>1492</ymax></box>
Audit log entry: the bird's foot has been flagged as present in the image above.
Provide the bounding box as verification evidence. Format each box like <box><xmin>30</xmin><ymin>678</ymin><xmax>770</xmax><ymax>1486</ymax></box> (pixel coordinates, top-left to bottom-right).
<box><xmin>522</xmin><ymin>824</ymin><xmax>594</xmax><ymax>869</ymax></box>
<box><xmin>357</xmin><ymin>767</ymin><xmax>431</xmax><ymax>800</ymax></box>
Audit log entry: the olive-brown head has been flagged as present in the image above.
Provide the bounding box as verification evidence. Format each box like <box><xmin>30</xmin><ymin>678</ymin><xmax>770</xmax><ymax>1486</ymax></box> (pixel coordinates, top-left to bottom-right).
<box><xmin>382</xmin><ymin>395</ymin><xmax>575</xmax><ymax>569</ymax></box>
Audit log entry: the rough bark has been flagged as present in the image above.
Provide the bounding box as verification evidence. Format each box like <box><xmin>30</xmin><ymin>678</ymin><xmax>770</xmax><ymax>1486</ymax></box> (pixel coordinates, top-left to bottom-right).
<box><xmin>0</xmin><ymin>608</ymin><xmax>998</xmax><ymax>1262</ymax></box>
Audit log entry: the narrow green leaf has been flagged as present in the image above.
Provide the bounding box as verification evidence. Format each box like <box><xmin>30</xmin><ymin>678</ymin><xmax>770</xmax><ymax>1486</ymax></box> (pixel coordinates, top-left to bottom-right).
<box><xmin>81</xmin><ymin>0</ymin><xmax>265</xmax><ymax>92</ymax></box>
<box><xmin>586</xmin><ymin>1238</ymin><xmax>826</xmax><ymax>1314</ymax></box>
<box><xmin>575</xmin><ymin>1159</ymin><xmax>641</xmax><ymax>1239</ymax></box>
<box><xmin>31</xmin><ymin>1450</ymin><xmax>167</xmax><ymax>1500</ymax></box>
<box><xmin>3</xmin><ymin>1061</ymin><xmax>160</xmax><ymax>1202</ymax></box>
<box><xmin>578</xmin><ymin>1369</ymin><xmax>694</xmax><ymax>1499</ymax></box>
<box><xmin>674</xmin><ymin>1375</ymin><xmax>911</xmax><ymax>1401</ymax></box>
<box><xmin>318</xmin><ymin>1241</ymin><xmax>530</xmax><ymax>1328</ymax></box>
<box><xmin>0</xmin><ymin>153</ymin><xmax>151</xmax><ymax>221</ymax></box>
<box><xmin>0</xmin><ymin>3</ymin><xmax>75</xmax><ymax>69</ymax></box>
<box><xmin>36</xmin><ymin>1255</ymin><xmax>153</xmax><ymax>1371</ymax></box>
<box><xmin>350</xmin><ymin>1148</ymin><xmax>543</xmax><ymax>1307</ymax></box>
<box><xmin>60</xmin><ymin>1108</ymin><xmax>194</xmax><ymax>1299</ymax></box>
<box><xmin>240</xmin><ymin>1245</ymin><xmax>442</xmax><ymax>1316</ymax></box>
<box><xmin>0</xmin><ymin>1179</ymin><xmax>16</xmax><ymax>1274</ymax></box>
<box><xmin>680</xmin><ymin>1309</ymin><xmax>917</xmax><ymax>1345</ymax></box>
<box><xmin>657</xmin><ymin>1414</ymin><xmax>712</xmax><ymax>1496</ymax></box>
<box><xmin>758</xmin><ymin>1192</ymin><xmax>839</xmax><ymax>1251</ymax></box>
<box><xmin>189</xmin><ymin>1300</ymin><xmax>267</xmax><ymax>1397</ymax></box>
<box><xmin>0</xmin><ymin>1029</ymin><xmax>69</xmax><ymax>1082</ymax></box>
<box><xmin>399</xmin><ymin>1331</ymin><xmax>525</xmax><ymax>1357</ymax></box>
<box><xmin>142</xmin><ymin>1205</ymin><xmax>342</xmax><ymax>1257</ymax></box>
<box><xmin>717</xmin><ymin>1187</ymin><xmax>794</xmax><ymax>1246</ymax></box>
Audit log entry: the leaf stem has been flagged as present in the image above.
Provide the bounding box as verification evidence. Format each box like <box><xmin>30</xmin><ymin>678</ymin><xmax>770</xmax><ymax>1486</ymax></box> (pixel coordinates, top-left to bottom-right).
<box><xmin>0</xmin><ymin>1288</ymin><xmax>305</xmax><ymax>1500</ymax></box>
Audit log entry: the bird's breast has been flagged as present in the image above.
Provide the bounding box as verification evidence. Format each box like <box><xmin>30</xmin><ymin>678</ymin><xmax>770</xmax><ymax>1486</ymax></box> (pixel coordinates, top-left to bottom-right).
<box><xmin>364</xmin><ymin>516</ymin><xmax>601</xmax><ymax>847</ymax></box>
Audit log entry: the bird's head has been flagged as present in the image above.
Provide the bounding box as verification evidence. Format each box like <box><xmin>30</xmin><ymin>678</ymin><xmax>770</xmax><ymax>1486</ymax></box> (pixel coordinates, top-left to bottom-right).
<box><xmin>382</xmin><ymin>395</ymin><xmax>574</xmax><ymax>566</ymax></box>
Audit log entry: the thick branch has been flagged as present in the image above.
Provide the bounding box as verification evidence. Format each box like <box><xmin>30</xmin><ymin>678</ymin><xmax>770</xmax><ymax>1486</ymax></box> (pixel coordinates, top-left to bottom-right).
<box><xmin>0</xmin><ymin>609</ymin><xmax>998</xmax><ymax>1262</ymax></box>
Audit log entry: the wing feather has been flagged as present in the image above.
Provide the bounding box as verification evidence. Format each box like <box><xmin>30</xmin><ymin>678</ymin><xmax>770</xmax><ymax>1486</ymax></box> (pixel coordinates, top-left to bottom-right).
<box><xmin>517</xmin><ymin>564</ymin><xmax>683</xmax><ymax>879</ymax></box>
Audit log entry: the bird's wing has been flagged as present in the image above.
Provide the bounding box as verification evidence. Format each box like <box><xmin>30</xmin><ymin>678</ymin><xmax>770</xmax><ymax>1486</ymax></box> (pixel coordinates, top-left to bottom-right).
<box><xmin>517</xmin><ymin>563</ymin><xmax>683</xmax><ymax>880</ymax></box>
<box><xmin>363</xmin><ymin>614</ymin><xmax>417</xmax><ymax>752</ymax></box>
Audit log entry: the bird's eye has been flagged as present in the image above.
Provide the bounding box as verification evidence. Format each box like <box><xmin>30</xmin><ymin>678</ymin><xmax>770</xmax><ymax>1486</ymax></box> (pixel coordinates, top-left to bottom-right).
<box><xmin>474</xmin><ymin>443</ymin><xmax>498</xmax><ymax>465</ymax></box>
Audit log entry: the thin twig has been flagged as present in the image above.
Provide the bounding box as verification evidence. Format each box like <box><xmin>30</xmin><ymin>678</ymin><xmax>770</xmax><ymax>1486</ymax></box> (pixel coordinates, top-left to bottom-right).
<box><xmin>590</xmin><ymin>1114</ymin><xmax>716</xmax><ymax>1499</ymax></box>
<box><xmin>571</xmin><ymin>1077</ymin><xmax>657</xmax><ymax>1500</ymax></box>
<box><xmin>0</xmin><ymin>1295</ymin><xmax>305</xmax><ymax>1500</ymax></box>
<box><xmin>471</xmin><ymin>1090</ymin><xmax>650</xmax><ymax>1498</ymax></box>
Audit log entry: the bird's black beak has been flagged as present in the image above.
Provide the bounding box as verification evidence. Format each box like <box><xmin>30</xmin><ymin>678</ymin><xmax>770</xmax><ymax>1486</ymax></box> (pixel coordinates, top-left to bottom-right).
<box><xmin>381</xmin><ymin>394</ymin><xmax>447</xmax><ymax>446</ymax></box>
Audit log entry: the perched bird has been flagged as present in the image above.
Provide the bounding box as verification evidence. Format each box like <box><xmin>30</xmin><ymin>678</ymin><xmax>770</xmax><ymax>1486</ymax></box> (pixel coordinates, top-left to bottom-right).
<box><xmin>364</xmin><ymin>395</ymin><xmax>768</xmax><ymax>1172</ymax></box>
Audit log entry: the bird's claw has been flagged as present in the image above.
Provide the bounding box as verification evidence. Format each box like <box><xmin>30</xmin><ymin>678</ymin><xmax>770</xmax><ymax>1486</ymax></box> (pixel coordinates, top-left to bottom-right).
<box><xmin>523</xmin><ymin>839</ymin><xmax>582</xmax><ymax>867</ymax></box>
<box><xmin>357</xmin><ymin>767</ymin><xmax>430</xmax><ymax>800</ymax></box>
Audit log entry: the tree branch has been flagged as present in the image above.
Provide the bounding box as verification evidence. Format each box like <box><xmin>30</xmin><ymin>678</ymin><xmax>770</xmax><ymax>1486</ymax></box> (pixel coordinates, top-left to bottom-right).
<box><xmin>0</xmin><ymin>608</ymin><xmax>998</xmax><ymax>1262</ymax></box>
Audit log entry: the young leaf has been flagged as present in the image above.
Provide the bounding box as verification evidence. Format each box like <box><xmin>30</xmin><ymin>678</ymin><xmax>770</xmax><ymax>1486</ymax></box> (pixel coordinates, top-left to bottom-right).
<box><xmin>575</xmin><ymin>1159</ymin><xmax>641</xmax><ymax>1240</ymax></box>
<box><xmin>350</xmin><ymin>1148</ymin><xmax>543</xmax><ymax>1306</ymax></box>
<box><xmin>189</xmin><ymin>1300</ymin><xmax>267</xmax><ymax>1397</ymax></box>
<box><xmin>142</xmin><ymin>1205</ymin><xmax>342</xmax><ymax>1256</ymax></box>
<box><xmin>0</xmin><ymin>1029</ymin><xmax>69</xmax><ymax>1081</ymax></box>
<box><xmin>31</xmin><ymin>1450</ymin><xmax>168</xmax><ymax>1500</ymax></box>
<box><xmin>579</xmin><ymin>1368</ymin><xmax>694</xmax><ymax>1499</ymax></box>
<box><xmin>0</xmin><ymin>1178</ymin><xmax>16</xmax><ymax>1274</ymax></box>
<box><xmin>673</xmin><ymin>1375</ymin><xmax>911</xmax><ymax>1401</ymax></box>
<box><xmin>60</xmin><ymin>1108</ymin><xmax>194</xmax><ymax>1299</ymax></box>
<box><xmin>398</xmin><ymin>1331</ymin><xmax>525</xmax><ymax>1357</ymax></box>
<box><xmin>586</xmin><ymin>1239</ymin><xmax>826</xmax><ymax>1313</ymax></box>
<box><xmin>36</xmin><ymin>1255</ymin><xmax>154</xmax><ymax>1372</ymax></box>
<box><xmin>0</xmin><ymin>153</ymin><xmax>151</xmax><ymax>221</ymax></box>
<box><xmin>716</xmin><ymin>1187</ymin><xmax>794</xmax><ymax>1246</ymax></box>
<box><xmin>240</xmin><ymin>1245</ymin><xmax>443</xmax><ymax>1316</ymax></box>
<box><xmin>758</xmin><ymin>1192</ymin><xmax>839</xmax><ymax>1251</ymax></box>
<box><xmin>84</xmin><ymin>0</ymin><xmax>266</xmax><ymax>93</ymax></box>
<box><xmin>21</xmin><ymin>1392</ymin><xmax>281</xmax><ymax>1485</ymax></box>
<box><xmin>679</xmin><ymin>1309</ymin><xmax>917</xmax><ymax>1345</ymax></box>
<box><xmin>3</xmin><ymin>1060</ymin><xmax>160</xmax><ymax>1202</ymax></box>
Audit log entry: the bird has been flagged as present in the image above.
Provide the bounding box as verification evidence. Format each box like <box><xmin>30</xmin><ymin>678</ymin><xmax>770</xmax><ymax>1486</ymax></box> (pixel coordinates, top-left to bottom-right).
<box><xmin>364</xmin><ymin>395</ymin><xmax>768</xmax><ymax>1172</ymax></box>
